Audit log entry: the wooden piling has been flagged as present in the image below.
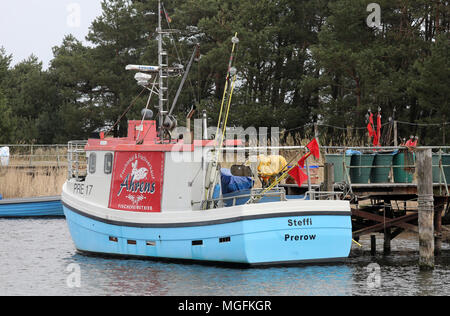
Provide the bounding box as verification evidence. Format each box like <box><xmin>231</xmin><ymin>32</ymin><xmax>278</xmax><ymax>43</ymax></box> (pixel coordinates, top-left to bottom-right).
<box><xmin>371</xmin><ymin>234</ymin><xmax>376</xmax><ymax>256</ymax></box>
<box><xmin>383</xmin><ymin>200</ymin><xmax>392</xmax><ymax>255</ymax></box>
<box><xmin>416</xmin><ymin>148</ymin><xmax>435</xmax><ymax>270</ymax></box>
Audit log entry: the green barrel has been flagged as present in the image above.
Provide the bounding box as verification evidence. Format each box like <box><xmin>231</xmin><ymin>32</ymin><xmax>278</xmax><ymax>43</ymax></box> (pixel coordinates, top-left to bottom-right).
<box><xmin>370</xmin><ymin>153</ymin><xmax>393</xmax><ymax>183</ymax></box>
<box><xmin>442</xmin><ymin>154</ymin><xmax>450</xmax><ymax>183</ymax></box>
<box><xmin>432</xmin><ymin>154</ymin><xmax>441</xmax><ymax>183</ymax></box>
<box><xmin>393</xmin><ymin>152</ymin><xmax>415</xmax><ymax>183</ymax></box>
<box><xmin>350</xmin><ymin>154</ymin><xmax>375</xmax><ymax>184</ymax></box>
<box><xmin>325</xmin><ymin>154</ymin><xmax>351</xmax><ymax>182</ymax></box>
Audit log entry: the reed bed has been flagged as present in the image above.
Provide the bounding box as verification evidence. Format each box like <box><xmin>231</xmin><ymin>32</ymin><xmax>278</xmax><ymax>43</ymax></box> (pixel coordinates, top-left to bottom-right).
<box><xmin>0</xmin><ymin>167</ymin><xmax>67</xmax><ymax>199</ymax></box>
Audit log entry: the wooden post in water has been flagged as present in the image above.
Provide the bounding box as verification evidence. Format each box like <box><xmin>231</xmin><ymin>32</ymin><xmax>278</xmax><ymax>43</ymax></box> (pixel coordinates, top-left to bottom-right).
<box><xmin>416</xmin><ymin>148</ymin><xmax>434</xmax><ymax>270</ymax></box>
<box><xmin>384</xmin><ymin>199</ymin><xmax>392</xmax><ymax>254</ymax></box>
<box><xmin>371</xmin><ymin>234</ymin><xmax>377</xmax><ymax>256</ymax></box>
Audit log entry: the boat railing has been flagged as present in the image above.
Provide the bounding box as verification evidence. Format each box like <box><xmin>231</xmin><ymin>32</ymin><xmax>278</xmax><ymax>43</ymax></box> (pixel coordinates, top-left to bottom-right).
<box><xmin>193</xmin><ymin>187</ymin><xmax>287</xmax><ymax>210</ymax></box>
<box><xmin>305</xmin><ymin>190</ymin><xmax>346</xmax><ymax>200</ymax></box>
<box><xmin>67</xmin><ymin>140</ymin><xmax>88</xmax><ymax>180</ymax></box>
<box><xmin>193</xmin><ymin>187</ymin><xmax>347</xmax><ymax>210</ymax></box>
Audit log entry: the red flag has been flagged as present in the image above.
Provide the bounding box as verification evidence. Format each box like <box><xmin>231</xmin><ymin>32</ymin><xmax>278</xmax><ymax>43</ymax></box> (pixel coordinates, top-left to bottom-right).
<box><xmin>373</xmin><ymin>135</ymin><xmax>379</xmax><ymax>146</ymax></box>
<box><xmin>367</xmin><ymin>122</ymin><xmax>374</xmax><ymax>137</ymax></box>
<box><xmin>306</xmin><ymin>138</ymin><xmax>320</xmax><ymax>159</ymax></box>
<box><xmin>375</xmin><ymin>113</ymin><xmax>381</xmax><ymax>146</ymax></box>
<box><xmin>288</xmin><ymin>165</ymin><xmax>308</xmax><ymax>187</ymax></box>
<box><xmin>372</xmin><ymin>127</ymin><xmax>379</xmax><ymax>146</ymax></box>
<box><xmin>367</xmin><ymin>112</ymin><xmax>375</xmax><ymax>137</ymax></box>
<box><xmin>297</xmin><ymin>153</ymin><xmax>309</xmax><ymax>168</ymax></box>
<box><xmin>406</xmin><ymin>137</ymin><xmax>418</xmax><ymax>147</ymax></box>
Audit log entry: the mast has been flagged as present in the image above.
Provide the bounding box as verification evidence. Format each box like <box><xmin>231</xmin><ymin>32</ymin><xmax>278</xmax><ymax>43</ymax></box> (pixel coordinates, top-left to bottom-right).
<box><xmin>123</xmin><ymin>1</ymin><xmax>184</xmax><ymax>142</ymax></box>
<box><xmin>157</xmin><ymin>0</ymin><xmax>168</xmax><ymax>137</ymax></box>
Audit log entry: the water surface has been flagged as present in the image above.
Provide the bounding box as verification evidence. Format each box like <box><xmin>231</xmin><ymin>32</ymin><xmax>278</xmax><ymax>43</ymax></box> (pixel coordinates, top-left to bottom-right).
<box><xmin>0</xmin><ymin>218</ymin><xmax>449</xmax><ymax>296</ymax></box>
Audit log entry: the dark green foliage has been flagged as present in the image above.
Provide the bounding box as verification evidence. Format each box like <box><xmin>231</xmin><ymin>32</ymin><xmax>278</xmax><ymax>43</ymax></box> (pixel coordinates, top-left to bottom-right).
<box><xmin>0</xmin><ymin>0</ymin><xmax>448</xmax><ymax>145</ymax></box>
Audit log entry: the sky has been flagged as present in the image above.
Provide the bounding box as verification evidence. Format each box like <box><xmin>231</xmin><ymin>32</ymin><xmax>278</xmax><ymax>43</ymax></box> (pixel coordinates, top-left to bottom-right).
<box><xmin>0</xmin><ymin>0</ymin><xmax>103</xmax><ymax>69</ymax></box>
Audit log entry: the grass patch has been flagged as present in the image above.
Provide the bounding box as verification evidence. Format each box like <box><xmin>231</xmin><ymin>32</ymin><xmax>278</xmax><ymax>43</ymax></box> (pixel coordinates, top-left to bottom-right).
<box><xmin>0</xmin><ymin>167</ymin><xmax>66</xmax><ymax>199</ymax></box>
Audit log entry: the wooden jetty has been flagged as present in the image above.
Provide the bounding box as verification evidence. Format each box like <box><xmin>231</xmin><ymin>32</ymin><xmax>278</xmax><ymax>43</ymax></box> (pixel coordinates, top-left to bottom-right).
<box><xmin>281</xmin><ymin>146</ymin><xmax>450</xmax><ymax>270</ymax></box>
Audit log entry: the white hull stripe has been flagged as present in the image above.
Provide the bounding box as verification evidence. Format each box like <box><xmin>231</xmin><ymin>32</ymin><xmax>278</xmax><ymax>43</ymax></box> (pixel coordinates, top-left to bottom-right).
<box><xmin>62</xmin><ymin>202</ymin><xmax>351</xmax><ymax>228</ymax></box>
<box><xmin>0</xmin><ymin>196</ymin><xmax>61</xmax><ymax>205</ymax></box>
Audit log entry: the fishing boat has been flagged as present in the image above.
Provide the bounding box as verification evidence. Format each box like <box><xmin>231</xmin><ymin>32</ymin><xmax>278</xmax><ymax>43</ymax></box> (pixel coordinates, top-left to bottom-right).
<box><xmin>61</xmin><ymin>1</ymin><xmax>352</xmax><ymax>266</ymax></box>
<box><xmin>0</xmin><ymin>196</ymin><xmax>64</xmax><ymax>217</ymax></box>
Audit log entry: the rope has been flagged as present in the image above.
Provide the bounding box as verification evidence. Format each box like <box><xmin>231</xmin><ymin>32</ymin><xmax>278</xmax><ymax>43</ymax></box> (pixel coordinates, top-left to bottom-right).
<box><xmin>136</xmin><ymin>76</ymin><xmax>159</xmax><ymax>143</ymax></box>
<box><xmin>418</xmin><ymin>194</ymin><xmax>434</xmax><ymax>210</ymax></box>
<box><xmin>105</xmin><ymin>87</ymin><xmax>147</xmax><ymax>137</ymax></box>
<box><xmin>220</xmin><ymin>120</ymin><xmax>450</xmax><ymax>139</ymax></box>
<box><xmin>202</xmin><ymin>74</ymin><xmax>239</xmax><ymax>208</ymax></box>
<box><xmin>219</xmin><ymin>73</ymin><xmax>238</xmax><ymax>148</ymax></box>
<box><xmin>396</xmin><ymin>121</ymin><xmax>450</xmax><ymax>127</ymax></box>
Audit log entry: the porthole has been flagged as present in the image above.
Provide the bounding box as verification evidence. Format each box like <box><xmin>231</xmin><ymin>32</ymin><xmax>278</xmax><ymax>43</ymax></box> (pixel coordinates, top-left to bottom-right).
<box><xmin>88</xmin><ymin>153</ymin><xmax>96</xmax><ymax>174</ymax></box>
<box><xmin>104</xmin><ymin>153</ymin><xmax>113</xmax><ymax>174</ymax></box>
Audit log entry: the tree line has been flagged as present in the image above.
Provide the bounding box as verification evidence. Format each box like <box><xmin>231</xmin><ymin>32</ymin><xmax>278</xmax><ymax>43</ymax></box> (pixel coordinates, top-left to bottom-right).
<box><xmin>0</xmin><ymin>0</ymin><xmax>448</xmax><ymax>145</ymax></box>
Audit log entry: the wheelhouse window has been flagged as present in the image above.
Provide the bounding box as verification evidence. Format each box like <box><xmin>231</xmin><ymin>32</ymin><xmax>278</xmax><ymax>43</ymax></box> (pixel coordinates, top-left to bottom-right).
<box><xmin>88</xmin><ymin>153</ymin><xmax>96</xmax><ymax>174</ymax></box>
<box><xmin>104</xmin><ymin>153</ymin><xmax>113</xmax><ymax>174</ymax></box>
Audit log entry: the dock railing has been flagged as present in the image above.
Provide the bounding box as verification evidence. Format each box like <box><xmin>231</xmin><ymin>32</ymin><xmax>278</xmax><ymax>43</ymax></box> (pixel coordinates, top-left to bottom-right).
<box><xmin>0</xmin><ymin>144</ymin><xmax>68</xmax><ymax>168</ymax></box>
<box><xmin>217</xmin><ymin>145</ymin><xmax>450</xmax><ymax>199</ymax></box>
<box><xmin>321</xmin><ymin>146</ymin><xmax>450</xmax><ymax>196</ymax></box>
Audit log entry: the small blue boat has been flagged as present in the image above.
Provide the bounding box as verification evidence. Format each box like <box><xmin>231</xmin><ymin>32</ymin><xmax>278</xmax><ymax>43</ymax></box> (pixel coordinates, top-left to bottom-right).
<box><xmin>0</xmin><ymin>196</ymin><xmax>64</xmax><ymax>217</ymax></box>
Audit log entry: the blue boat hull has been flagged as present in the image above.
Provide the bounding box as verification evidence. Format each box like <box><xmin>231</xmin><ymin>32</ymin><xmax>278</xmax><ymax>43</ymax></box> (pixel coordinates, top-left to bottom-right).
<box><xmin>63</xmin><ymin>204</ymin><xmax>352</xmax><ymax>266</ymax></box>
<box><xmin>0</xmin><ymin>197</ymin><xmax>64</xmax><ymax>217</ymax></box>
